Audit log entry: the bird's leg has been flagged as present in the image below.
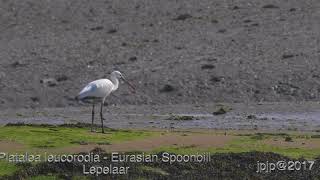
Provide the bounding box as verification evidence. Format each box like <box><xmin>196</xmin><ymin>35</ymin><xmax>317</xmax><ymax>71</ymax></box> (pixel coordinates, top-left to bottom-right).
<box><xmin>91</xmin><ymin>103</ymin><xmax>95</xmax><ymax>132</ymax></box>
<box><xmin>100</xmin><ymin>101</ymin><xmax>105</xmax><ymax>133</ymax></box>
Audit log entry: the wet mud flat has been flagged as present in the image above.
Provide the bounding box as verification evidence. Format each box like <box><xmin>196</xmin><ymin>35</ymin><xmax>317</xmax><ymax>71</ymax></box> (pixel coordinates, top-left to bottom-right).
<box><xmin>0</xmin><ymin>0</ymin><xmax>320</xmax><ymax>110</ymax></box>
<box><xmin>1</xmin><ymin>150</ymin><xmax>320</xmax><ymax>180</ymax></box>
<box><xmin>1</xmin><ymin>102</ymin><xmax>320</xmax><ymax>132</ymax></box>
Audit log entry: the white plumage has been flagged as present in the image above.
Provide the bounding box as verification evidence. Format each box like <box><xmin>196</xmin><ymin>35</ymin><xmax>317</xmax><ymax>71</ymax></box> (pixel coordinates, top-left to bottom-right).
<box><xmin>77</xmin><ymin>79</ymin><xmax>115</xmax><ymax>100</ymax></box>
<box><xmin>76</xmin><ymin>71</ymin><xmax>135</xmax><ymax>133</ymax></box>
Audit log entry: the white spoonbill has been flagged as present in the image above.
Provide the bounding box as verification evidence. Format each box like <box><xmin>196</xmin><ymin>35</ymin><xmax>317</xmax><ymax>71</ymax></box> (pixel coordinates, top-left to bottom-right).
<box><xmin>76</xmin><ymin>71</ymin><xmax>135</xmax><ymax>133</ymax></box>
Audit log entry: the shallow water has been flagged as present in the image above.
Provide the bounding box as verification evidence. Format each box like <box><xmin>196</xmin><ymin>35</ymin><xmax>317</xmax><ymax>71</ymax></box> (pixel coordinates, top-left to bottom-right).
<box><xmin>1</xmin><ymin>103</ymin><xmax>320</xmax><ymax>132</ymax></box>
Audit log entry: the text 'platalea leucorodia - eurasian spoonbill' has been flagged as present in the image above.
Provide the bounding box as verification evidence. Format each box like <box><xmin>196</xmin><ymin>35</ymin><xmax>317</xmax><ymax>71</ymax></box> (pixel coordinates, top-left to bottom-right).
<box><xmin>76</xmin><ymin>71</ymin><xmax>135</xmax><ymax>133</ymax></box>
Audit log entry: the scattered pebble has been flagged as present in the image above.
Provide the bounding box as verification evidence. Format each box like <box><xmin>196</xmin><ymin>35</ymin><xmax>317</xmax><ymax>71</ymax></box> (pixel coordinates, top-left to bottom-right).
<box><xmin>40</xmin><ymin>78</ymin><xmax>58</xmax><ymax>87</ymax></box>
<box><xmin>213</xmin><ymin>108</ymin><xmax>227</xmax><ymax>115</ymax></box>
<box><xmin>289</xmin><ymin>8</ymin><xmax>296</xmax><ymax>12</ymax></box>
<box><xmin>232</xmin><ymin>6</ymin><xmax>240</xmax><ymax>10</ymax></box>
<box><xmin>160</xmin><ymin>84</ymin><xmax>175</xmax><ymax>92</ymax></box>
<box><xmin>107</xmin><ymin>28</ymin><xmax>117</xmax><ymax>33</ymax></box>
<box><xmin>167</xmin><ymin>115</ymin><xmax>194</xmax><ymax>121</ymax></box>
<box><xmin>173</xmin><ymin>14</ymin><xmax>192</xmax><ymax>21</ymax></box>
<box><xmin>217</xmin><ymin>29</ymin><xmax>227</xmax><ymax>33</ymax></box>
<box><xmin>55</xmin><ymin>75</ymin><xmax>68</xmax><ymax>82</ymax></box>
<box><xmin>30</xmin><ymin>97</ymin><xmax>39</xmax><ymax>102</ymax></box>
<box><xmin>284</xmin><ymin>136</ymin><xmax>293</xmax><ymax>142</ymax></box>
<box><xmin>129</xmin><ymin>56</ymin><xmax>137</xmax><ymax>62</ymax></box>
<box><xmin>282</xmin><ymin>54</ymin><xmax>295</xmax><ymax>59</ymax></box>
<box><xmin>201</xmin><ymin>64</ymin><xmax>215</xmax><ymax>70</ymax></box>
<box><xmin>90</xmin><ymin>26</ymin><xmax>104</xmax><ymax>31</ymax></box>
<box><xmin>262</xmin><ymin>4</ymin><xmax>279</xmax><ymax>9</ymax></box>
<box><xmin>211</xmin><ymin>19</ymin><xmax>219</xmax><ymax>23</ymax></box>
<box><xmin>213</xmin><ymin>105</ymin><xmax>232</xmax><ymax>115</ymax></box>
<box><xmin>210</xmin><ymin>76</ymin><xmax>223</xmax><ymax>83</ymax></box>
<box><xmin>247</xmin><ymin>115</ymin><xmax>257</xmax><ymax>119</ymax></box>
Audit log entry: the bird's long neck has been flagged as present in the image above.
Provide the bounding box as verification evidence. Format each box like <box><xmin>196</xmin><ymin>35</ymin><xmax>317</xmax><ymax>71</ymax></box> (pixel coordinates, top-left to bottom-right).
<box><xmin>110</xmin><ymin>76</ymin><xmax>119</xmax><ymax>91</ymax></box>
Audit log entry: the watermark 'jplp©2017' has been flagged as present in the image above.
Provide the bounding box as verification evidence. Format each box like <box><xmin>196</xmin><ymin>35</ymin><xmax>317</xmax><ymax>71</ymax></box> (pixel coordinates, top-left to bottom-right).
<box><xmin>256</xmin><ymin>160</ymin><xmax>315</xmax><ymax>173</ymax></box>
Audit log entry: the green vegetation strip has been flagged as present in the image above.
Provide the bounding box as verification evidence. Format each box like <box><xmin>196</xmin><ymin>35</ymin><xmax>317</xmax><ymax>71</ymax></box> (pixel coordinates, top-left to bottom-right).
<box><xmin>155</xmin><ymin>134</ymin><xmax>320</xmax><ymax>159</ymax></box>
<box><xmin>0</xmin><ymin>161</ymin><xmax>19</xmax><ymax>176</ymax></box>
<box><xmin>0</xmin><ymin>124</ymin><xmax>156</xmax><ymax>149</ymax></box>
<box><xmin>1</xmin><ymin>125</ymin><xmax>320</xmax><ymax>176</ymax></box>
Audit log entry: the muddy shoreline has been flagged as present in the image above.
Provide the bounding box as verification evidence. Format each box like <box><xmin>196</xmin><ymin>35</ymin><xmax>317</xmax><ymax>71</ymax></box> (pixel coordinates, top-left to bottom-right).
<box><xmin>1</xmin><ymin>102</ymin><xmax>320</xmax><ymax>132</ymax></box>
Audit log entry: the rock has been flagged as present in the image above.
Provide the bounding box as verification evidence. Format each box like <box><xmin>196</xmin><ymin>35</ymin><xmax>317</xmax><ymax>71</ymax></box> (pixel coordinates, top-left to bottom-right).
<box><xmin>262</xmin><ymin>4</ymin><xmax>279</xmax><ymax>9</ymax></box>
<box><xmin>289</xmin><ymin>8</ymin><xmax>296</xmax><ymax>12</ymax></box>
<box><xmin>40</xmin><ymin>78</ymin><xmax>58</xmax><ymax>87</ymax></box>
<box><xmin>210</xmin><ymin>76</ymin><xmax>223</xmax><ymax>83</ymax></box>
<box><xmin>282</xmin><ymin>54</ymin><xmax>295</xmax><ymax>59</ymax></box>
<box><xmin>201</xmin><ymin>64</ymin><xmax>215</xmax><ymax>70</ymax></box>
<box><xmin>160</xmin><ymin>84</ymin><xmax>175</xmax><ymax>92</ymax></box>
<box><xmin>30</xmin><ymin>97</ymin><xmax>39</xmax><ymax>102</ymax></box>
<box><xmin>167</xmin><ymin>115</ymin><xmax>194</xmax><ymax>121</ymax></box>
<box><xmin>247</xmin><ymin>115</ymin><xmax>257</xmax><ymax>119</ymax></box>
<box><xmin>211</xmin><ymin>19</ymin><xmax>219</xmax><ymax>23</ymax></box>
<box><xmin>55</xmin><ymin>75</ymin><xmax>68</xmax><ymax>82</ymax></box>
<box><xmin>213</xmin><ymin>107</ymin><xmax>227</xmax><ymax>115</ymax></box>
<box><xmin>232</xmin><ymin>6</ymin><xmax>240</xmax><ymax>10</ymax></box>
<box><xmin>217</xmin><ymin>29</ymin><xmax>227</xmax><ymax>33</ymax></box>
<box><xmin>90</xmin><ymin>26</ymin><xmax>104</xmax><ymax>31</ymax></box>
<box><xmin>284</xmin><ymin>136</ymin><xmax>293</xmax><ymax>142</ymax></box>
<box><xmin>129</xmin><ymin>56</ymin><xmax>137</xmax><ymax>62</ymax></box>
<box><xmin>107</xmin><ymin>28</ymin><xmax>117</xmax><ymax>33</ymax></box>
<box><xmin>61</xmin><ymin>20</ymin><xmax>69</xmax><ymax>24</ymax></box>
<box><xmin>173</xmin><ymin>14</ymin><xmax>192</xmax><ymax>21</ymax></box>
<box><xmin>213</xmin><ymin>105</ymin><xmax>232</xmax><ymax>115</ymax></box>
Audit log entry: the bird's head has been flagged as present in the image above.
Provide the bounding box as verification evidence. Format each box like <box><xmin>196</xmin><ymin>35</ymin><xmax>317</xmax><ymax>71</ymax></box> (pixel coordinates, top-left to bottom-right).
<box><xmin>111</xmin><ymin>71</ymin><xmax>135</xmax><ymax>93</ymax></box>
<box><xmin>111</xmin><ymin>71</ymin><xmax>123</xmax><ymax>79</ymax></box>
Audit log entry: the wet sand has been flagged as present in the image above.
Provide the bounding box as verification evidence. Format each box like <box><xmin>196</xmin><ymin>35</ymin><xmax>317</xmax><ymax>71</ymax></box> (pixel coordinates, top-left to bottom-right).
<box><xmin>1</xmin><ymin>102</ymin><xmax>320</xmax><ymax>132</ymax></box>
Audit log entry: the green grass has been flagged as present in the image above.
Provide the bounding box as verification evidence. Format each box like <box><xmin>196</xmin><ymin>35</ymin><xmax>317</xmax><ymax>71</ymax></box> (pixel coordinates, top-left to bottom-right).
<box><xmin>0</xmin><ymin>160</ymin><xmax>19</xmax><ymax>176</ymax></box>
<box><xmin>0</xmin><ymin>125</ymin><xmax>158</xmax><ymax>177</ymax></box>
<box><xmin>1</xmin><ymin>125</ymin><xmax>320</xmax><ymax>178</ymax></box>
<box><xmin>155</xmin><ymin>135</ymin><xmax>320</xmax><ymax>159</ymax></box>
<box><xmin>0</xmin><ymin>125</ymin><xmax>157</xmax><ymax>149</ymax></box>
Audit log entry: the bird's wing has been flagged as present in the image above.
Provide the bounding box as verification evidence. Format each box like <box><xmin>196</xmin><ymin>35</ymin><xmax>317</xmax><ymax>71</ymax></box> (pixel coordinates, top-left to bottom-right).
<box><xmin>77</xmin><ymin>83</ymin><xmax>98</xmax><ymax>99</ymax></box>
<box><xmin>77</xmin><ymin>79</ymin><xmax>114</xmax><ymax>100</ymax></box>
